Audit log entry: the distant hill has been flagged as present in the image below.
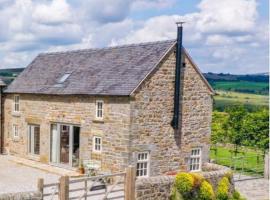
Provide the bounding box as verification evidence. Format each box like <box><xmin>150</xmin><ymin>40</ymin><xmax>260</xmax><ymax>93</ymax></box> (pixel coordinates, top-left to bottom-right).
<box><xmin>204</xmin><ymin>72</ymin><xmax>269</xmax><ymax>95</ymax></box>
<box><xmin>0</xmin><ymin>68</ymin><xmax>24</xmax><ymax>85</ymax></box>
<box><xmin>203</xmin><ymin>72</ymin><xmax>269</xmax><ymax>82</ymax></box>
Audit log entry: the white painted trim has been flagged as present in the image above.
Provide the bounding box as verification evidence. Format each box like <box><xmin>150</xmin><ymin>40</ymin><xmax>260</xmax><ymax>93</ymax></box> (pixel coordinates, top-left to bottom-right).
<box><xmin>92</xmin><ymin>136</ymin><xmax>102</xmax><ymax>153</ymax></box>
<box><xmin>189</xmin><ymin>147</ymin><xmax>202</xmax><ymax>172</ymax></box>
<box><xmin>136</xmin><ymin>151</ymin><xmax>150</xmax><ymax>177</ymax></box>
<box><xmin>95</xmin><ymin>100</ymin><xmax>104</xmax><ymax>120</ymax></box>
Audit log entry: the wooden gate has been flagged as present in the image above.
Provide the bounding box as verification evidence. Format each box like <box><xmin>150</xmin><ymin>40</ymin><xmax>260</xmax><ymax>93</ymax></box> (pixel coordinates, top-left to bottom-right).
<box><xmin>38</xmin><ymin>166</ymin><xmax>136</xmax><ymax>200</ymax></box>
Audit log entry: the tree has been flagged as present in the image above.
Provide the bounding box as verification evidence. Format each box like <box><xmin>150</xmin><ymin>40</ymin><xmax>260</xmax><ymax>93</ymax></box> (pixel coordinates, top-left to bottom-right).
<box><xmin>242</xmin><ymin>108</ymin><xmax>269</xmax><ymax>154</ymax></box>
<box><xmin>225</xmin><ymin>106</ymin><xmax>247</xmax><ymax>155</ymax></box>
<box><xmin>211</xmin><ymin>111</ymin><xmax>229</xmax><ymax>145</ymax></box>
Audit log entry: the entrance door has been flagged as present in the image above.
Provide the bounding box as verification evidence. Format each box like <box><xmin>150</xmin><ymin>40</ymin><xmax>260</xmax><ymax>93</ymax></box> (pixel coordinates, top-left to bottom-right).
<box><xmin>50</xmin><ymin>124</ymin><xmax>80</xmax><ymax>167</ymax></box>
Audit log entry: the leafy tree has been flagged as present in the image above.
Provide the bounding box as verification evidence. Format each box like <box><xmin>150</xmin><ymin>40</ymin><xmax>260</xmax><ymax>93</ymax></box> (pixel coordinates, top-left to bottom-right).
<box><xmin>242</xmin><ymin>108</ymin><xmax>269</xmax><ymax>154</ymax></box>
<box><xmin>211</xmin><ymin>111</ymin><xmax>229</xmax><ymax>145</ymax></box>
<box><xmin>225</xmin><ymin>106</ymin><xmax>247</xmax><ymax>155</ymax></box>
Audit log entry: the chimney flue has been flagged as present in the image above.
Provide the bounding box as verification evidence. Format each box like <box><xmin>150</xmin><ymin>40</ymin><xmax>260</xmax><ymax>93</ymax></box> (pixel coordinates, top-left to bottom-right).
<box><xmin>171</xmin><ymin>22</ymin><xmax>184</xmax><ymax>129</ymax></box>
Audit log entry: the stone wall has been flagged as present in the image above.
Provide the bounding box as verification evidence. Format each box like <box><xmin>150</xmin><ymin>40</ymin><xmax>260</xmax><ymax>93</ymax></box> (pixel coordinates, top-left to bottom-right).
<box><xmin>130</xmin><ymin>48</ymin><xmax>213</xmax><ymax>175</ymax></box>
<box><xmin>135</xmin><ymin>163</ymin><xmax>233</xmax><ymax>200</ymax></box>
<box><xmin>136</xmin><ymin>176</ymin><xmax>175</xmax><ymax>200</ymax></box>
<box><xmin>0</xmin><ymin>191</ymin><xmax>41</xmax><ymax>200</ymax></box>
<box><xmin>3</xmin><ymin>94</ymin><xmax>131</xmax><ymax>173</ymax></box>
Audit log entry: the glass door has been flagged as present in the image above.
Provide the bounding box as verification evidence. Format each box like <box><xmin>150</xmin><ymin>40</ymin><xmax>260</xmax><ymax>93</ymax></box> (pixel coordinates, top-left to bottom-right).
<box><xmin>50</xmin><ymin>124</ymin><xmax>80</xmax><ymax>167</ymax></box>
<box><xmin>60</xmin><ymin>125</ymin><xmax>70</xmax><ymax>164</ymax></box>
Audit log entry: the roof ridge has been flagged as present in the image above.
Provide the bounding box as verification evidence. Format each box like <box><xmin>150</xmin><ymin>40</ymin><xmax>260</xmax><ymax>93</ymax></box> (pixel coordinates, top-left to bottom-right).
<box><xmin>40</xmin><ymin>39</ymin><xmax>176</xmax><ymax>56</ymax></box>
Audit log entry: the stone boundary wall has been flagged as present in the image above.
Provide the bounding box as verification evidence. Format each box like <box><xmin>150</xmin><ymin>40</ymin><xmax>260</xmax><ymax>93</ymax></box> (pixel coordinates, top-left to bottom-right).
<box><xmin>135</xmin><ymin>163</ymin><xmax>233</xmax><ymax>200</ymax></box>
<box><xmin>0</xmin><ymin>191</ymin><xmax>41</xmax><ymax>200</ymax></box>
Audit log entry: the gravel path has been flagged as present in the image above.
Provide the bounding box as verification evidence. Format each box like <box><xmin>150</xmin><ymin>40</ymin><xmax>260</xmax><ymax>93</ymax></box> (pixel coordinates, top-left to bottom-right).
<box><xmin>234</xmin><ymin>175</ymin><xmax>269</xmax><ymax>200</ymax></box>
<box><xmin>0</xmin><ymin>155</ymin><xmax>59</xmax><ymax>194</ymax></box>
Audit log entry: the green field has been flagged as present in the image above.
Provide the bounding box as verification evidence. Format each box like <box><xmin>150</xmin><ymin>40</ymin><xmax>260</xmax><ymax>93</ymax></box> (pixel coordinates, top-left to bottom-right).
<box><xmin>210</xmin><ymin>146</ymin><xmax>264</xmax><ymax>175</ymax></box>
<box><xmin>214</xmin><ymin>90</ymin><xmax>269</xmax><ymax>111</ymax></box>
<box><xmin>212</xmin><ymin>81</ymin><xmax>268</xmax><ymax>93</ymax></box>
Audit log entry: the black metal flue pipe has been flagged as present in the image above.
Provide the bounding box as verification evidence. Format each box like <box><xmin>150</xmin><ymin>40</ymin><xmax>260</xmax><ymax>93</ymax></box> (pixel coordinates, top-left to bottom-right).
<box><xmin>171</xmin><ymin>22</ymin><xmax>184</xmax><ymax>129</ymax></box>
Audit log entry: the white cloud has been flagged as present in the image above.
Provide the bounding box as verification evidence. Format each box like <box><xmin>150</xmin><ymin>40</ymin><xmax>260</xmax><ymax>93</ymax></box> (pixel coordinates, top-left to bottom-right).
<box><xmin>0</xmin><ymin>0</ymin><xmax>267</xmax><ymax>74</ymax></box>
<box><xmin>33</xmin><ymin>0</ymin><xmax>72</xmax><ymax>25</ymax></box>
<box><xmin>196</xmin><ymin>0</ymin><xmax>258</xmax><ymax>33</ymax></box>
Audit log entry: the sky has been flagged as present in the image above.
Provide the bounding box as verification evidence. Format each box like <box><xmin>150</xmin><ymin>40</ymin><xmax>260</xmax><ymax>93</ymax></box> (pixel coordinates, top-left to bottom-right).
<box><xmin>0</xmin><ymin>0</ymin><xmax>268</xmax><ymax>74</ymax></box>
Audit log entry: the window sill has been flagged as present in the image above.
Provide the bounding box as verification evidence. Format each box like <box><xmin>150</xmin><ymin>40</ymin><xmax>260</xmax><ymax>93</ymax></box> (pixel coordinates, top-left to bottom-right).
<box><xmin>92</xmin><ymin>151</ymin><xmax>102</xmax><ymax>154</ymax></box>
<box><xmin>12</xmin><ymin>112</ymin><xmax>21</xmax><ymax>117</ymax></box>
<box><xmin>92</xmin><ymin>119</ymin><xmax>104</xmax><ymax>123</ymax></box>
<box><xmin>12</xmin><ymin>137</ymin><xmax>20</xmax><ymax>142</ymax></box>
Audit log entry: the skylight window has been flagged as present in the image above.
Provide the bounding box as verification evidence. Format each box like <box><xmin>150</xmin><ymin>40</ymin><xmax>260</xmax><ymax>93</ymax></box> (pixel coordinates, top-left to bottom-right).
<box><xmin>57</xmin><ymin>73</ymin><xmax>71</xmax><ymax>84</ymax></box>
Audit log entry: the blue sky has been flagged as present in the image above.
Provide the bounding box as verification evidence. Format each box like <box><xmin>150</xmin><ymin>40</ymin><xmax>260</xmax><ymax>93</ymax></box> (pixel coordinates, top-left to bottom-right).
<box><xmin>0</xmin><ymin>0</ymin><xmax>268</xmax><ymax>74</ymax></box>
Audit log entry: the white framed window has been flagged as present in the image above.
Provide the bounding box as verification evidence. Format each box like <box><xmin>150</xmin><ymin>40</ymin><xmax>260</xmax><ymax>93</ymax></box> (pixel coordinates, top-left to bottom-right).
<box><xmin>14</xmin><ymin>95</ymin><xmax>20</xmax><ymax>112</ymax></box>
<box><xmin>57</xmin><ymin>73</ymin><xmax>71</xmax><ymax>83</ymax></box>
<box><xmin>136</xmin><ymin>152</ymin><xmax>150</xmax><ymax>177</ymax></box>
<box><xmin>95</xmin><ymin>100</ymin><xmax>104</xmax><ymax>119</ymax></box>
<box><xmin>93</xmin><ymin>136</ymin><xmax>102</xmax><ymax>152</ymax></box>
<box><xmin>189</xmin><ymin>148</ymin><xmax>201</xmax><ymax>172</ymax></box>
<box><xmin>28</xmin><ymin>125</ymin><xmax>40</xmax><ymax>155</ymax></box>
<box><xmin>13</xmin><ymin>124</ymin><xmax>19</xmax><ymax>138</ymax></box>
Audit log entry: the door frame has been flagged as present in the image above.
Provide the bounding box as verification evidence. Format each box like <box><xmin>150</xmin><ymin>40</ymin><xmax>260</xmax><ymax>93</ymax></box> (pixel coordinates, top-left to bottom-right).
<box><xmin>49</xmin><ymin>122</ymin><xmax>80</xmax><ymax>168</ymax></box>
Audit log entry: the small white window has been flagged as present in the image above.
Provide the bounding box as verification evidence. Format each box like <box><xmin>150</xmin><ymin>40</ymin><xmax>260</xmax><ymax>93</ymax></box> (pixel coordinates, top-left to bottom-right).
<box><xmin>57</xmin><ymin>73</ymin><xmax>71</xmax><ymax>84</ymax></box>
<box><xmin>189</xmin><ymin>148</ymin><xmax>201</xmax><ymax>172</ymax></box>
<box><xmin>13</xmin><ymin>125</ymin><xmax>19</xmax><ymax>138</ymax></box>
<box><xmin>93</xmin><ymin>136</ymin><xmax>102</xmax><ymax>152</ymax></box>
<box><xmin>14</xmin><ymin>95</ymin><xmax>20</xmax><ymax>112</ymax></box>
<box><xmin>95</xmin><ymin>100</ymin><xmax>103</xmax><ymax>119</ymax></box>
<box><xmin>136</xmin><ymin>152</ymin><xmax>150</xmax><ymax>177</ymax></box>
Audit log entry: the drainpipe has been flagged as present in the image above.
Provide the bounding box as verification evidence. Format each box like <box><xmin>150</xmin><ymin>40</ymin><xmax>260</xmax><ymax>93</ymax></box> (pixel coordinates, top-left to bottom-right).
<box><xmin>0</xmin><ymin>81</ymin><xmax>6</xmax><ymax>154</ymax></box>
<box><xmin>171</xmin><ymin>22</ymin><xmax>184</xmax><ymax>129</ymax></box>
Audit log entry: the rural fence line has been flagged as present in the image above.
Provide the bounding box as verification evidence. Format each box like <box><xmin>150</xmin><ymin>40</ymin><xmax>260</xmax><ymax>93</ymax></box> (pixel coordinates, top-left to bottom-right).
<box><xmin>37</xmin><ymin>166</ymin><xmax>136</xmax><ymax>200</ymax></box>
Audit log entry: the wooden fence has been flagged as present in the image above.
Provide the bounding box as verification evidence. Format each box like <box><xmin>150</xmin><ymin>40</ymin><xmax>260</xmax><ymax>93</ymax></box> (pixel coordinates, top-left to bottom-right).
<box><xmin>37</xmin><ymin>166</ymin><xmax>136</xmax><ymax>200</ymax></box>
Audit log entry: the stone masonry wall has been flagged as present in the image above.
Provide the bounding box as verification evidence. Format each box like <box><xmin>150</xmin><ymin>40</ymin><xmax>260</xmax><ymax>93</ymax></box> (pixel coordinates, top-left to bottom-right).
<box><xmin>3</xmin><ymin>94</ymin><xmax>131</xmax><ymax>173</ymax></box>
<box><xmin>130</xmin><ymin>48</ymin><xmax>213</xmax><ymax>175</ymax></box>
<box><xmin>135</xmin><ymin>163</ymin><xmax>233</xmax><ymax>200</ymax></box>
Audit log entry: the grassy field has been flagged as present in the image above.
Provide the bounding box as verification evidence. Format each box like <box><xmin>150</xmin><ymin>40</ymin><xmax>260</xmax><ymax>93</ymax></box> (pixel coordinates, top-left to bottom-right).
<box><xmin>210</xmin><ymin>146</ymin><xmax>264</xmax><ymax>176</ymax></box>
<box><xmin>212</xmin><ymin>81</ymin><xmax>268</xmax><ymax>93</ymax></box>
<box><xmin>214</xmin><ymin>90</ymin><xmax>269</xmax><ymax>111</ymax></box>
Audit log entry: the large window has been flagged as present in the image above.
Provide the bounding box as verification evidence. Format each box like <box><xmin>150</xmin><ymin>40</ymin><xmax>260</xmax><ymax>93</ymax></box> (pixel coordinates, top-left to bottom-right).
<box><xmin>28</xmin><ymin>125</ymin><xmax>40</xmax><ymax>155</ymax></box>
<box><xmin>93</xmin><ymin>136</ymin><xmax>102</xmax><ymax>152</ymax></box>
<box><xmin>13</xmin><ymin>124</ymin><xmax>19</xmax><ymax>138</ymax></box>
<box><xmin>189</xmin><ymin>148</ymin><xmax>201</xmax><ymax>172</ymax></box>
<box><xmin>136</xmin><ymin>152</ymin><xmax>150</xmax><ymax>177</ymax></box>
<box><xmin>14</xmin><ymin>95</ymin><xmax>20</xmax><ymax>112</ymax></box>
<box><xmin>95</xmin><ymin>100</ymin><xmax>103</xmax><ymax>119</ymax></box>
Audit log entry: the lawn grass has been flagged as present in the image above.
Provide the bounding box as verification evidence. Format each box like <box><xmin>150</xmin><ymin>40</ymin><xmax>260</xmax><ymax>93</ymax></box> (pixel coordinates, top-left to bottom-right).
<box><xmin>210</xmin><ymin>146</ymin><xmax>264</xmax><ymax>176</ymax></box>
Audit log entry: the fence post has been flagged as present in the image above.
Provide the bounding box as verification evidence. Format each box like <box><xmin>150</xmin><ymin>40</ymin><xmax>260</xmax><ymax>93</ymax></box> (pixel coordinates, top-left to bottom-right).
<box><xmin>264</xmin><ymin>152</ymin><xmax>269</xmax><ymax>179</ymax></box>
<box><xmin>37</xmin><ymin>178</ymin><xmax>44</xmax><ymax>199</ymax></box>
<box><xmin>125</xmin><ymin>165</ymin><xmax>136</xmax><ymax>200</ymax></box>
<box><xmin>59</xmin><ymin>176</ymin><xmax>69</xmax><ymax>200</ymax></box>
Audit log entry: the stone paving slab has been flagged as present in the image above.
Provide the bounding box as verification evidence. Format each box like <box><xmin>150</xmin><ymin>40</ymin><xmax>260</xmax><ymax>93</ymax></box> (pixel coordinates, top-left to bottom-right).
<box><xmin>7</xmin><ymin>155</ymin><xmax>80</xmax><ymax>176</ymax></box>
<box><xmin>0</xmin><ymin>155</ymin><xmax>59</xmax><ymax>194</ymax></box>
<box><xmin>234</xmin><ymin>175</ymin><xmax>269</xmax><ymax>200</ymax></box>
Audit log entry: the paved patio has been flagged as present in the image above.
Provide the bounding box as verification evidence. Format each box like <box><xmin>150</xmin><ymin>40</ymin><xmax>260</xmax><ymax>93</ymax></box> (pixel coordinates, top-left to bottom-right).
<box><xmin>234</xmin><ymin>175</ymin><xmax>269</xmax><ymax>200</ymax></box>
<box><xmin>0</xmin><ymin>155</ymin><xmax>60</xmax><ymax>194</ymax></box>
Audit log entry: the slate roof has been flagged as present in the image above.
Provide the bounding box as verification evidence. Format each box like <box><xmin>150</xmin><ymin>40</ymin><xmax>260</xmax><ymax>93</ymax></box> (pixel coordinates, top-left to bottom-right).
<box><xmin>5</xmin><ymin>40</ymin><xmax>176</xmax><ymax>96</ymax></box>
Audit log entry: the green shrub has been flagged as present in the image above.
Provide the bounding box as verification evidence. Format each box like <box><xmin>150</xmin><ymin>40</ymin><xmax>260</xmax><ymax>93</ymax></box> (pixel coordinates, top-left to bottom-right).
<box><xmin>230</xmin><ymin>190</ymin><xmax>246</xmax><ymax>200</ymax></box>
<box><xmin>191</xmin><ymin>173</ymin><xmax>205</xmax><ymax>188</ymax></box>
<box><xmin>170</xmin><ymin>187</ymin><xmax>184</xmax><ymax>200</ymax></box>
<box><xmin>198</xmin><ymin>180</ymin><xmax>215</xmax><ymax>200</ymax></box>
<box><xmin>175</xmin><ymin>172</ymin><xmax>194</xmax><ymax>195</ymax></box>
<box><xmin>216</xmin><ymin>177</ymin><xmax>230</xmax><ymax>200</ymax></box>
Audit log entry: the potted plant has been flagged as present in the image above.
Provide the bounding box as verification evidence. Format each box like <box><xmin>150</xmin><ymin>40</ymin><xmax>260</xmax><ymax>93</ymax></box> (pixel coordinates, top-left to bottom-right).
<box><xmin>78</xmin><ymin>159</ymin><xmax>85</xmax><ymax>174</ymax></box>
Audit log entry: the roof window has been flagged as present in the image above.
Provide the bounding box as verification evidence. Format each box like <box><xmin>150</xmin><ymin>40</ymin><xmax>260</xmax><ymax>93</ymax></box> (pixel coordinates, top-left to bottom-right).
<box><xmin>57</xmin><ymin>73</ymin><xmax>71</xmax><ymax>84</ymax></box>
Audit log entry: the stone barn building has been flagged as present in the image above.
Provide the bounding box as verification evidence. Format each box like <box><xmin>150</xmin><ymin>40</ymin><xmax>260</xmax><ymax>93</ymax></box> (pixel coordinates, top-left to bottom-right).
<box><xmin>0</xmin><ymin>28</ymin><xmax>214</xmax><ymax>177</ymax></box>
